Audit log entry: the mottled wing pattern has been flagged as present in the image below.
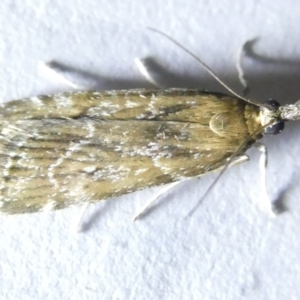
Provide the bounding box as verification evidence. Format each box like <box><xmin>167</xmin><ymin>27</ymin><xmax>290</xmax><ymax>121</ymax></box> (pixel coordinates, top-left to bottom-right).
<box><xmin>0</xmin><ymin>89</ymin><xmax>263</xmax><ymax>213</ymax></box>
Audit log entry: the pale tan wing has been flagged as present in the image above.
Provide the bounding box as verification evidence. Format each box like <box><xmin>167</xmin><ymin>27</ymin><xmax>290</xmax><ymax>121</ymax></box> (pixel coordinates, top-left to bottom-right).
<box><xmin>0</xmin><ymin>89</ymin><xmax>262</xmax><ymax>213</ymax></box>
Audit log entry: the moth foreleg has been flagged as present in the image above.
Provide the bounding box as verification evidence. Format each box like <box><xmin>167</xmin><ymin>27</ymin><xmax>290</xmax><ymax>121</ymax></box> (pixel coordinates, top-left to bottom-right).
<box><xmin>254</xmin><ymin>142</ymin><xmax>275</xmax><ymax>217</ymax></box>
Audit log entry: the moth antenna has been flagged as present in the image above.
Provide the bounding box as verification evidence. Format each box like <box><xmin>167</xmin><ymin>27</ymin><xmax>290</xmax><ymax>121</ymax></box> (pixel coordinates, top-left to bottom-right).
<box><xmin>186</xmin><ymin>122</ymin><xmax>275</xmax><ymax>218</ymax></box>
<box><xmin>148</xmin><ymin>27</ymin><xmax>258</xmax><ymax>105</ymax></box>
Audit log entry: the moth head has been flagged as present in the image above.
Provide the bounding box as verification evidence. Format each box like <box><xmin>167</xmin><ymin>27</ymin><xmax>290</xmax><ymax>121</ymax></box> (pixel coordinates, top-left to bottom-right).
<box><xmin>263</xmin><ymin>99</ymin><xmax>285</xmax><ymax>135</ymax></box>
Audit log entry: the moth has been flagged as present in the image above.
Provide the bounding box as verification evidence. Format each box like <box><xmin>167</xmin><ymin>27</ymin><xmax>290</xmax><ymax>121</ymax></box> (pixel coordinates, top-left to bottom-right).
<box><xmin>0</xmin><ymin>86</ymin><xmax>298</xmax><ymax>215</ymax></box>
<box><xmin>1</xmin><ymin>31</ymin><xmax>300</xmax><ymax>215</ymax></box>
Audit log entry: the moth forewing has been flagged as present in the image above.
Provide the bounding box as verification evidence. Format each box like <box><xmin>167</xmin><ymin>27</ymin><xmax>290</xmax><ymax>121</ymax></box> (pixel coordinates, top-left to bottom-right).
<box><xmin>0</xmin><ymin>89</ymin><xmax>266</xmax><ymax>214</ymax></box>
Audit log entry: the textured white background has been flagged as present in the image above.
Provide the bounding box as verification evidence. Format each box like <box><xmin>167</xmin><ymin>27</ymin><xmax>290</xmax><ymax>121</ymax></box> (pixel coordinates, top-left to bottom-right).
<box><xmin>1</xmin><ymin>1</ymin><xmax>300</xmax><ymax>299</ymax></box>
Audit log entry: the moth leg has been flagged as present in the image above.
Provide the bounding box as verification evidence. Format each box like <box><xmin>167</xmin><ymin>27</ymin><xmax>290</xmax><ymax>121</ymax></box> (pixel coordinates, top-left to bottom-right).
<box><xmin>73</xmin><ymin>203</ymin><xmax>90</xmax><ymax>233</ymax></box>
<box><xmin>236</xmin><ymin>40</ymin><xmax>254</xmax><ymax>97</ymax></box>
<box><xmin>132</xmin><ymin>181</ymin><xmax>181</xmax><ymax>221</ymax></box>
<box><xmin>254</xmin><ymin>142</ymin><xmax>276</xmax><ymax>217</ymax></box>
<box><xmin>39</xmin><ymin>61</ymin><xmax>102</xmax><ymax>89</ymax></box>
<box><xmin>134</xmin><ymin>57</ymin><xmax>163</xmax><ymax>88</ymax></box>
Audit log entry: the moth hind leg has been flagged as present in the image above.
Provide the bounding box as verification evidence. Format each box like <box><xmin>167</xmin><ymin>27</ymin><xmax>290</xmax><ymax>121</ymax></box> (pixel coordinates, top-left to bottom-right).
<box><xmin>39</xmin><ymin>61</ymin><xmax>102</xmax><ymax>89</ymax></box>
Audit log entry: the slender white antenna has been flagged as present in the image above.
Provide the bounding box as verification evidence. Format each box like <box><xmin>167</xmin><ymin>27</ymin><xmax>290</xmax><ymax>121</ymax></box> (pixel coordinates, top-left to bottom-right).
<box><xmin>148</xmin><ymin>27</ymin><xmax>258</xmax><ymax>106</ymax></box>
<box><xmin>185</xmin><ymin>121</ymin><xmax>275</xmax><ymax>218</ymax></box>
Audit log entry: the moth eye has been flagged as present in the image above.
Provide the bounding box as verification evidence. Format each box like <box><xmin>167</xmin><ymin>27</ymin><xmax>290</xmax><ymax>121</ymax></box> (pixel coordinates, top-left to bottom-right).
<box><xmin>264</xmin><ymin>99</ymin><xmax>285</xmax><ymax>135</ymax></box>
<box><xmin>266</xmin><ymin>99</ymin><xmax>281</xmax><ymax>108</ymax></box>
<box><xmin>264</xmin><ymin>121</ymin><xmax>284</xmax><ymax>135</ymax></box>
